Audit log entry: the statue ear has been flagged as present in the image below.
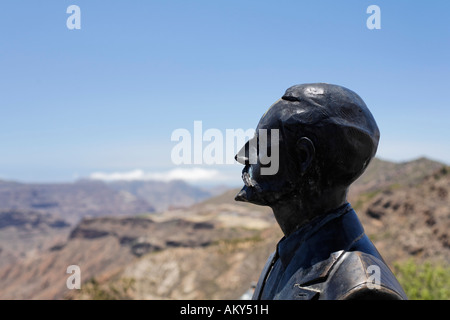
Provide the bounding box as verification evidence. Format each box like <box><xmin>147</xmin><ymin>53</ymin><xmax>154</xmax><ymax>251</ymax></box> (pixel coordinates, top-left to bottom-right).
<box><xmin>296</xmin><ymin>137</ymin><xmax>315</xmax><ymax>173</ymax></box>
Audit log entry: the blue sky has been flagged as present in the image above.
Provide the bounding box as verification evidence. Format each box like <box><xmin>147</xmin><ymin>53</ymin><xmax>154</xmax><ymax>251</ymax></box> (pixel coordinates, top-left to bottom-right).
<box><xmin>1</xmin><ymin>1</ymin><xmax>449</xmax><ymax>185</ymax></box>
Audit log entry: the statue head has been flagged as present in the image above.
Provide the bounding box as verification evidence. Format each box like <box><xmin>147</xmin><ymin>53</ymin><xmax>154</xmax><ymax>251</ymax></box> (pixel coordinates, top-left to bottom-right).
<box><xmin>235</xmin><ymin>83</ymin><xmax>380</xmax><ymax>234</ymax></box>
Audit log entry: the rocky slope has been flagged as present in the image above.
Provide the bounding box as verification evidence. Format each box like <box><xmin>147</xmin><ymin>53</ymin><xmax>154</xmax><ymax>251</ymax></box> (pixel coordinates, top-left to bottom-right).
<box><xmin>0</xmin><ymin>210</ymin><xmax>71</xmax><ymax>269</ymax></box>
<box><xmin>356</xmin><ymin>165</ymin><xmax>450</xmax><ymax>265</ymax></box>
<box><xmin>348</xmin><ymin>156</ymin><xmax>444</xmax><ymax>199</ymax></box>
<box><xmin>0</xmin><ymin>214</ymin><xmax>266</xmax><ymax>299</ymax></box>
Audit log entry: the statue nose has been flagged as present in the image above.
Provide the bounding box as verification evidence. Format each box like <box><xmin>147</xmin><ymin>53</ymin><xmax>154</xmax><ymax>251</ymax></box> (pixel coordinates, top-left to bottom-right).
<box><xmin>235</xmin><ymin>153</ymin><xmax>248</xmax><ymax>165</ymax></box>
<box><xmin>235</xmin><ymin>137</ymin><xmax>258</xmax><ymax>165</ymax></box>
<box><xmin>235</xmin><ymin>140</ymin><xmax>251</xmax><ymax>165</ymax></box>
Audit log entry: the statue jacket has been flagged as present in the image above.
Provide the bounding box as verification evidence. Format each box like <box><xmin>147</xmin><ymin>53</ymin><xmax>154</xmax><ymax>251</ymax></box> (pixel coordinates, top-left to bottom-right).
<box><xmin>252</xmin><ymin>203</ymin><xmax>407</xmax><ymax>300</ymax></box>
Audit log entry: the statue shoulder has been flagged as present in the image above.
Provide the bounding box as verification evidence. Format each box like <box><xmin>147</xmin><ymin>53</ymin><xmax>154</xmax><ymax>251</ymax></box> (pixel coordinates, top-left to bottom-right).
<box><xmin>323</xmin><ymin>251</ymin><xmax>407</xmax><ymax>300</ymax></box>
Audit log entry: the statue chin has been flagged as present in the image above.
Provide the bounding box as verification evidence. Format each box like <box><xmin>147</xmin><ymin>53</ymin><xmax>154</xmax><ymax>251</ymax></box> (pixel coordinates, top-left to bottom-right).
<box><xmin>235</xmin><ymin>185</ymin><xmax>268</xmax><ymax>206</ymax></box>
<box><xmin>235</xmin><ymin>185</ymin><xmax>253</xmax><ymax>203</ymax></box>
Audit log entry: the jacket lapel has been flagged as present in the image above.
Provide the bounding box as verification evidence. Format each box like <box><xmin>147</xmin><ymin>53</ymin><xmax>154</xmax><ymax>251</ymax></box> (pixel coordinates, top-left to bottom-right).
<box><xmin>274</xmin><ymin>250</ymin><xmax>344</xmax><ymax>300</ymax></box>
<box><xmin>252</xmin><ymin>250</ymin><xmax>277</xmax><ymax>300</ymax></box>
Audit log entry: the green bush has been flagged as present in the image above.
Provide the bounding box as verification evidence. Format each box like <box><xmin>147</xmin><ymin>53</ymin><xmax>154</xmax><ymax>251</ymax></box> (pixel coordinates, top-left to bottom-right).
<box><xmin>393</xmin><ymin>259</ymin><xmax>450</xmax><ymax>300</ymax></box>
<box><xmin>80</xmin><ymin>277</ymin><xmax>136</xmax><ymax>300</ymax></box>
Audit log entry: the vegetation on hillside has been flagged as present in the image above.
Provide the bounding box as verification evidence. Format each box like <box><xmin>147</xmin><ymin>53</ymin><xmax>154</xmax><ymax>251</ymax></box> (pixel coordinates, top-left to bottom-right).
<box><xmin>394</xmin><ymin>259</ymin><xmax>450</xmax><ymax>300</ymax></box>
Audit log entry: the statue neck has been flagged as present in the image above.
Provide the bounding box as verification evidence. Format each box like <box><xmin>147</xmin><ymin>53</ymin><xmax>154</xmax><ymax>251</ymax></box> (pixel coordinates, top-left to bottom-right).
<box><xmin>271</xmin><ymin>187</ymin><xmax>348</xmax><ymax>237</ymax></box>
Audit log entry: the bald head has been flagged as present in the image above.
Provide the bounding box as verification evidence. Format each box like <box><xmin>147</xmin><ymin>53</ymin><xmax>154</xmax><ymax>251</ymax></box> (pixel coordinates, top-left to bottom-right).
<box><xmin>258</xmin><ymin>83</ymin><xmax>380</xmax><ymax>187</ymax></box>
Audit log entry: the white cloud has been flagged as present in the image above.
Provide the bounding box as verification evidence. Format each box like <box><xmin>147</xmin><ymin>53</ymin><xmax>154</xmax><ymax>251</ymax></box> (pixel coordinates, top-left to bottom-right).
<box><xmin>89</xmin><ymin>167</ymin><xmax>234</xmax><ymax>183</ymax></box>
<box><xmin>90</xmin><ymin>169</ymin><xmax>148</xmax><ymax>181</ymax></box>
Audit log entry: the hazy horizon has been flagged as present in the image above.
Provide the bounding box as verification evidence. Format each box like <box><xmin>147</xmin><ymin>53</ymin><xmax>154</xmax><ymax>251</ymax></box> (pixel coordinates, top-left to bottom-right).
<box><xmin>1</xmin><ymin>155</ymin><xmax>447</xmax><ymax>186</ymax></box>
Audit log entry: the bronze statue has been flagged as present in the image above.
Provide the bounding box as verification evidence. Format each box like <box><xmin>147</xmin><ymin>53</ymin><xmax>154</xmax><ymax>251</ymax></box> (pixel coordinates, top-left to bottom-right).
<box><xmin>235</xmin><ymin>83</ymin><xmax>407</xmax><ymax>300</ymax></box>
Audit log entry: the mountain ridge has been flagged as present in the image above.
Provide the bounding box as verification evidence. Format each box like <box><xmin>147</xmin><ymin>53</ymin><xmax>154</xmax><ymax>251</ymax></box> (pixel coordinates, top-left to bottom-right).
<box><xmin>0</xmin><ymin>178</ymin><xmax>218</xmax><ymax>225</ymax></box>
